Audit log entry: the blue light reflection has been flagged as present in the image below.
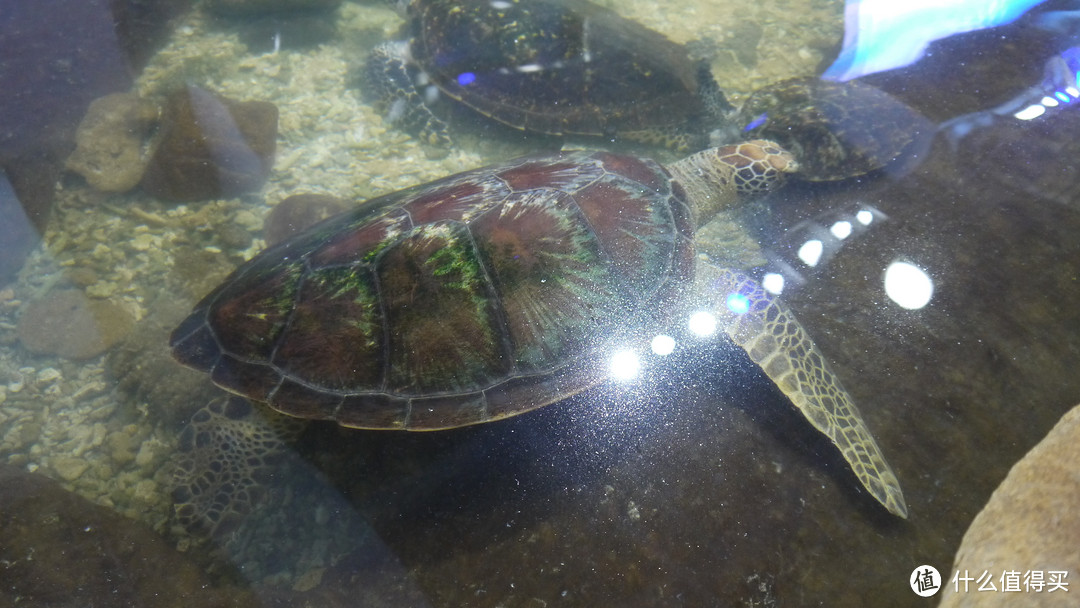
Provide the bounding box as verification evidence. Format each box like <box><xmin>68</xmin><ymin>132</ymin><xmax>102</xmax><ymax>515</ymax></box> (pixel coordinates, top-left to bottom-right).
<box><xmin>726</xmin><ymin>292</ymin><xmax>751</xmax><ymax>315</ymax></box>
<box><xmin>824</xmin><ymin>0</ymin><xmax>1049</xmax><ymax>81</ymax></box>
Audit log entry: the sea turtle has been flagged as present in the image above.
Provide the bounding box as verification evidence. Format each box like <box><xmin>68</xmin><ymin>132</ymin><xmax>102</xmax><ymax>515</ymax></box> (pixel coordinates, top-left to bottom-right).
<box><xmin>361</xmin><ymin>1</ymin><xmax>928</xmax><ymax>178</ymax></box>
<box><xmin>359</xmin><ymin>0</ymin><xmax>731</xmax><ymax>151</ymax></box>
<box><xmin>169</xmin><ymin>140</ymin><xmax>908</xmax><ymax>520</ymax></box>
<box><xmin>732</xmin><ymin>77</ymin><xmax>932</xmax><ymax>181</ymax></box>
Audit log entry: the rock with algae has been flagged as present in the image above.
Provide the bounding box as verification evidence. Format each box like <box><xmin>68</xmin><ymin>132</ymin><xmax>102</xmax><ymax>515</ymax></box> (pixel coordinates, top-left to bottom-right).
<box><xmin>939</xmin><ymin>402</ymin><xmax>1080</xmax><ymax>607</ymax></box>
<box><xmin>65</xmin><ymin>92</ymin><xmax>160</xmax><ymax>192</ymax></box>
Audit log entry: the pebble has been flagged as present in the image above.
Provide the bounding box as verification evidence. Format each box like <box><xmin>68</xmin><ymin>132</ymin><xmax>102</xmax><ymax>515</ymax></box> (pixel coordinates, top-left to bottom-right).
<box><xmin>51</xmin><ymin>455</ymin><xmax>90</xmax><ymax>481</ymax></box>
<box><xmin>91</xmin><ymin>423</ymin><xmax>107</xmax><ymax>448</ymax></box>
<box><xmin>131</xmin><ymin>233</ymin><xmax>158</xmax><ymax>251</ymax></box>
<box><xmin>133</xmin><ymin>478</ymin><xmax>159</xmax><ymax>503</ymax></box>
<box><xmin>134</xmin><ymin>439</ymin><xmax>158</xmax><ymax>467</ymax></box>
<box><xmin>108</xmin><ymin>430</ymin><xmax>138</xmax><ymax>465</ymax></box>
<box><xmin>85</xmin><ymin>281</ymin><xmax>118</xmax><ymax>298</ymax></box>
<box><xmin>293</xmin><ymin>568</ymin><xmax>326</xmax><ymax>592</ymax></box>
<box><xmin>233</xmin><ymin>209</ymin><xmax>263</xmax><ymax>232</ymax></box>
<box><xmin>314</xmin><ymin>504</ymin><xmax>329</xmax><ymax>526</ymax></box>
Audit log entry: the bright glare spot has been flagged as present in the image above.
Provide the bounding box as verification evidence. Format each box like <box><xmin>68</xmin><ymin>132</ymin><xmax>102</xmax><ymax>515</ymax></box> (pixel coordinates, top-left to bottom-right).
<box><xmin>1055</xmin><ymin>91</ymin><xmax>1071</xmax><ymax>103</ymax></box>
<box><xmin>650</xmin><ymin>334</ymin><xmax>676</xmax><ymax>356</ymax></box>
<box><xmin>1067</xmin><ymin>86</ymin><xmax>1080</xmax><ymax>97</ymax></box>
<box><xmin>609</xmin><ymin>349</ymin><xmax>641</xmax><ymax>381</ymax></box>
<box><xmin>387</xmin><ymin>98</ymin><xmax>408</xmax><ymax>123</ymax></box>
<box><xmin>762</xmin><ymin>272</ymin><xmax>785</xmax><ymax>295</ymax></box>
<box><xmin>884</xmin><ymin>261</ymin><xmax>934</xmax><ymax>310</ymax></box>
<box><xmin>423</xmin><ymin>85</ymin><xmax>440</xmax><ymax>105</ymax></box>
<box><xmin>726</xmin><ymin>292</ymin><xmax>751</xmax><ymax>315</ymax></box>
<box><xmin>457</xmin><ymin>71</ymin><xmax>476</xmax><ymax>86</ymax></box>
<box><xmin>798</xmin><ymin>239</ymin><xmax>824</xmax><ymax>267</ymax></box>
<box><xmin>1040</xmin><ymin>95</ymin><xmax>1060</xmax><ymax>107</ymax></box>
<box><xmin>856</xmin><ymin>210</ymin><xmax>874</xmax><ymax>225</ymax></box>
<box><xmin>515</xmin><ymin>63</ymin><xmax>543</xmax><ymax>73</ymax></box>
<box><xmin>490</xmin><ymin>0</ymin><xmax>512</xmax><ymax>8</ymax></box>
<box><xmin>830</xmin><ymin>220</ymin><xmax>853</xmax><ymax>239</ymax></box>
<box><xmin>1014</xmin><ymin>104</ymin><xmax>1046</xmax><ymax>120</ymax></box>
<box><xmin>688</xmin><ymin>311</ymin><xmax>717</xmax><ymax>337</ymax></box>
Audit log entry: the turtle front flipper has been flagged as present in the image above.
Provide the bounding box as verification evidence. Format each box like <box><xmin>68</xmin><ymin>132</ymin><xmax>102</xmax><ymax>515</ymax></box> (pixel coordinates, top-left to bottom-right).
<box><xmin>360</xmin><ymin>41</ymin><xmax>452</xmax><ymax>148</ymax></box>
<box><xmin>697</xmin><ymin>263</ymin><xmax>908</xmax><ymax>518</ymax></box>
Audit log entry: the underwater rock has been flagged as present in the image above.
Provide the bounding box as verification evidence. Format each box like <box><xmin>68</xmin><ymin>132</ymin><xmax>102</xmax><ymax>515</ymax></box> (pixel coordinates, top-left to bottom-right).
<box><xmin>0</xmin><ymin>1</ymin><xmax>133</xmax><ymax>208</ymax></box>
<box><xmin>17</xmin><ymin>288</ymin><xmax>135</xmax><ymax>360</ymax></box>
<box><xmin>205</xmin><ymin>0</ymin><xmax>342</xmax><ymax>17</ymax></box>
<box><xmin>939</xmin><ymin>402</ymin><xmax>1080</xmax><ymax>607</ymax></box>
<box><xmin>264</xmin><ymin>192</ymin><xmax>350</xmax><ymax>245</ymax></box>
<box><xmin>141</xmin><ymin>86</ymin><xmax>278</xmax><ymax>202</ymax></box>
<box><xmin>0</xmin><ymin>463</ymin><xmax>256</xmax><ymax>607</ymax></box>
<box><xmin>0</xmin><ymin>168</ymin><xmax>44</xmax><ymax>284</ymax></box>
<box><xmin>66</xmin><ymin>92</ymin><xmax>160</xmax><ymax>192</ymax></box>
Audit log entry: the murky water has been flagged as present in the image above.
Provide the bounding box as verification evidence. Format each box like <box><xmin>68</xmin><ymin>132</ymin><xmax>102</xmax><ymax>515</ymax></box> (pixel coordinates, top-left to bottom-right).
<box><xmin>2</xmin><ymin>1</ymin><xmax>1080</xmax><ymax>606</ymax></box>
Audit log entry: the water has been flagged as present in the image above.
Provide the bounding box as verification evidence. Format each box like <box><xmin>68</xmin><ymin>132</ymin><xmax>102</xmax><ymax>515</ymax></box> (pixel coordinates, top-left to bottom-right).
<box><xmin>2</xmin><ymin>0</ymin><xmax>1080</xmax><ymax>606</ymax></box>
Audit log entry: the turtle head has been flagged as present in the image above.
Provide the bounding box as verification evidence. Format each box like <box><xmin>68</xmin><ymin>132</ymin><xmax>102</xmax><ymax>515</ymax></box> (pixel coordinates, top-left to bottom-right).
<box><xmin>668</xmin><ymin>139</ymin><xmax>798</xmax><ymax>223</ymax></box>
<box><xmin>719</xmin><ymin>139</ymin><xmax>799</xmax><ymax>195</ymax></box>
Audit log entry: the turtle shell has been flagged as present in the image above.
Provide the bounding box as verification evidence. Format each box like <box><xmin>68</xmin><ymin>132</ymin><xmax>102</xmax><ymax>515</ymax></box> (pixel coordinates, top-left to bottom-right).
<box><xmin>171</xmin><ymin>151</ymin><xmax>695</xmax><ymax>430</ymax></box>
<box><xmin>736</xmin><ymin>77</ymin><xmax>929</xmax><ymax>180</ymax></box>
<box><xmin>406</xmin><ymin>0</ymin><xmax>722</xmax><ymax>148</ymax></box>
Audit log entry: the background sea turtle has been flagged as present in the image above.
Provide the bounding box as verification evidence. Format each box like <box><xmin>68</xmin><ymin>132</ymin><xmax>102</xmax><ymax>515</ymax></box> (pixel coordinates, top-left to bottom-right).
<box><xmin>360</xmin><ymin>0</ymin><xmax>731</xmax><ymax>151</ymax></box>
<box><xmin>362</xmin><ymin>1</ymin><xmax>929</xmax><ymax>180</ymax></box>
<box><xmin>732</xmin><ymin>77</ymin><xmax>932</xmax><ymax>181</ymax></box>
<box><xmin>169</xmin><ymin>140</ymin><xmax>908</xmax><ymax>523</ymax></box>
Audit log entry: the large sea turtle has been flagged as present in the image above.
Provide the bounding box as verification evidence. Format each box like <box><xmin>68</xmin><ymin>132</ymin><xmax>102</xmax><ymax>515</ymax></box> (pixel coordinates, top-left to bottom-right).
<box><xmin>169</xmin><ymin>140</ymin><xmax>908</xmax><ymax>526</ymax></box>
<box><xmin>359</xmin><ymin>0</ymin><xmax>732</xmax><ymax>151</ymax></box>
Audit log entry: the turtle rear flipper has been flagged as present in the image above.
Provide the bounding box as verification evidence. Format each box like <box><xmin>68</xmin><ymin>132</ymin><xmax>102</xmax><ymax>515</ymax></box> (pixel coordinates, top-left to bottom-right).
<box><xmin>700</xmin><ymin>264</ymin><xmax>908</xmax><ymax>519</ymax></box>
<box><xmin>360</xmin><ymin>41</ymin><xmax>452</xmax><ymax>149</ymax></box>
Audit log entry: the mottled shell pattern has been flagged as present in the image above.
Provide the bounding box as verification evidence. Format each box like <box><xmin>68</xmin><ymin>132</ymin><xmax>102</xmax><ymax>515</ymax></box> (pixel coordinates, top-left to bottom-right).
<box><xmin>405</xmin><ymin>0</ymin><xmax>725</xmax><ymax>149</ymax></box>
<box><xmin>171</xmin><ymin>151</ymin><xmax>695</xmax><ymax>430</ymax></box>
